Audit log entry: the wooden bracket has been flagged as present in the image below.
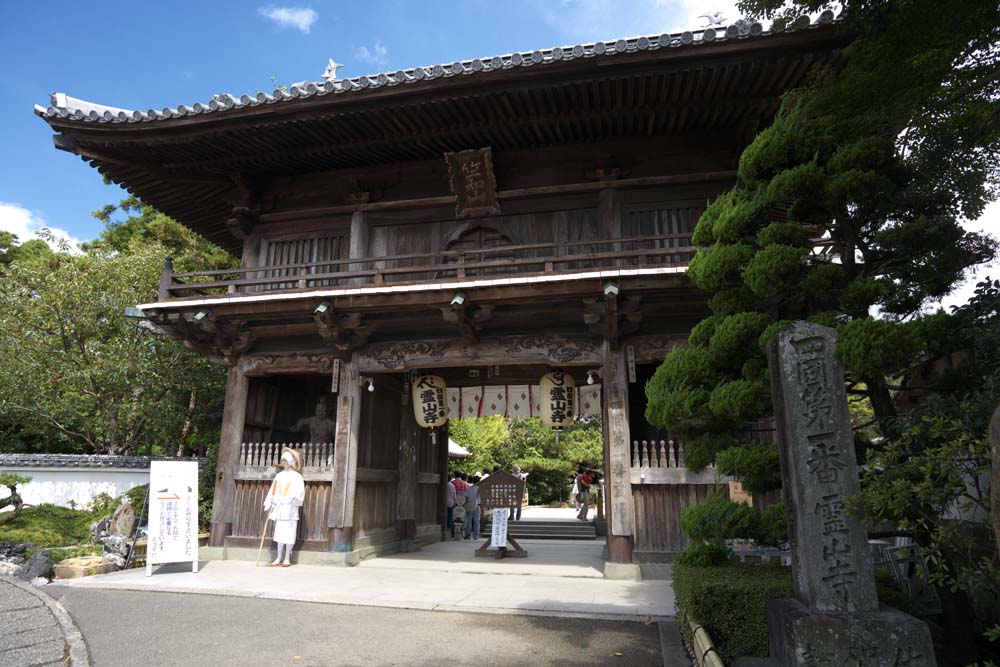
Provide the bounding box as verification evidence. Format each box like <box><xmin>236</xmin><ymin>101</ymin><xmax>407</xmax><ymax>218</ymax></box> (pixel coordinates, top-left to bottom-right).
<box><xmin>156</xmin><ymin>313</ymin><xmax>253</xmax><ymax>366</ymax></box>
<box><xmin>440</xmin><ymin>301</ymin><xmax>494</xmax><ymax>343</ymax></box>
<box><xmin>314</xmin><ymin>310</ymin><xmax>372</xmax><ymax>357</ymax></box>
<box><xmin>583</xmin><ymin>294</ymin><xmax>642</xmax><ymax>342</ymax></box>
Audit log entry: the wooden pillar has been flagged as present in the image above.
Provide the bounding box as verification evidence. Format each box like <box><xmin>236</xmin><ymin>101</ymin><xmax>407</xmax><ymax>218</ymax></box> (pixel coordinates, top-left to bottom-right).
<box><xmin>603</xmin><ymin>340</ymin><xmax>634</xmax><ymax>563</ymax></box>
<box><xmin>328</xmin><ymin>357</ymin><xmax>362</xmax><ymax>552</ymax></box>
<box><xmin>209</xmin><ymin>365</ymin><xmax>249</xmax><ymax>546</ymax></box>
<box><xmin>396</xmin><ymin>392</ymin><xmax>418</xmax><ymax>544</ymax></box>
<box><xmin>348</xmin><ymin>211</ymin><xmax>370</xmax><ymax>285</ymax></box>
<box><xmin>437</xmin><ymin>422</ymin><xmax>451</xmax><ymax>541</ymax></box>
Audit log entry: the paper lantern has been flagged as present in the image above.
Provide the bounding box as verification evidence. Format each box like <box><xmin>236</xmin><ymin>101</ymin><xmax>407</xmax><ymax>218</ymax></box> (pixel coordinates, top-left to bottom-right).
<box><xmin>539</xmin><ymin>369</ymin><xmax>576</xmax><ymax>428</ymax></box>
<box><xmin>412</xmin><ymin>374</ymin><xmax>448</xmax><ymax>428</ymax></box>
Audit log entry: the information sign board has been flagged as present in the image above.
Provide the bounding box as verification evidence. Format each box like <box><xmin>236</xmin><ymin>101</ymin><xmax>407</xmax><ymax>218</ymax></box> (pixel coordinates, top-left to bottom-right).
<box><xmin>146</xmin><ymin>461</ymin><xmax>199</xmax><ymax>576</ymax></box>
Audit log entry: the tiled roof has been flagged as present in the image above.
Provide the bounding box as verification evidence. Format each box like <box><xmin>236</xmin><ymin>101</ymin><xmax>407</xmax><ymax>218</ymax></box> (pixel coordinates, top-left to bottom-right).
<box><xmin>0</xmin><ymin>453</ymin><xmax>206</xmax><ymax>469</ymax></box>
<box><xmin>34</xmin><ymin>12</ymin><xmax>835</xmax><ymax>125</ymax></box>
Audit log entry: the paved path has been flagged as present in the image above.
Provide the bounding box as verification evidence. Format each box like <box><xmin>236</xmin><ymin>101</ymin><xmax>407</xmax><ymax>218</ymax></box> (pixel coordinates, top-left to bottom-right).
<box><xmin>47</xmin><ymin>586</ymin><xmax>678</xmax><ymax>667</ymax></box>
<box><xmin>54</xmin><ymin>556</ymin><xmax>674</xmax><ymax>620</ymax></box>
<box><xmin>0</xmin><ymin>577</ymin><xmax>89</xmax><ymax>667</ymax></box>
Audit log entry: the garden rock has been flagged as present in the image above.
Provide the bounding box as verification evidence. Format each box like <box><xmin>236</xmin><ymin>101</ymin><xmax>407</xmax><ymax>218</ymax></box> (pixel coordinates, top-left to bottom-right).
<box><xmin>90</xmin><ymin>515</ymin><xmax>112</xmax><ymax>543</ymax></box>
<box><xmin>0</xmin><ymin>540</ymin><xmax>28</xmax><ymax>562</ymax></box>
<box><xmin>16</xmin><ymin>548</ymin><xmax>54</xmax><ymax>582</ymax></box>
<box><xmin>0</xmin><ymin>561</ymin><xmax>19</xmax><ymax>576</ymax></box>
<box><xmin>100</xmin><ymin>535</ymin><xmax>130</xmax><ymax>569</ymax></box>
<box><xmin>109</xmin><ymin>500</ymin><xmax>136</xmax><ymax>538</ymax></box>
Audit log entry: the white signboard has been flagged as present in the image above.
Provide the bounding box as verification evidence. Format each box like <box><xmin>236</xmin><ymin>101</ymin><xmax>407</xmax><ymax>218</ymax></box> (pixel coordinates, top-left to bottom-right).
<box><xmin>146</xmin><ymin>461</ymin><xmax>199</xmax><ymax>576</ymax></box>
<box><xmin>491</xmin><ymin>507</ymin><xmax>509</xmax><ymax>549</ymax></box>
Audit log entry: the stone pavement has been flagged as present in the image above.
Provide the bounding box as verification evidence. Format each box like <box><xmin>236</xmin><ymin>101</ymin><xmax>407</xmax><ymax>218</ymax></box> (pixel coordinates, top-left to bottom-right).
<box><xmin>0</xmin><ymin>576</ymin><xmax>89</xmax><ymax>667</ymax></box>
<box><xmin>53</xmin><ymin>538</ymin><xmax>675</xmax><ymax>621</ymax></box>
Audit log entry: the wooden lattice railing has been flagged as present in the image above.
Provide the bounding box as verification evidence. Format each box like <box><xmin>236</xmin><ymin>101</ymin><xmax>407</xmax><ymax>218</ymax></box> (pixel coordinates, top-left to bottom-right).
<box><xmin>631</xmin><ymin>439</ymin><xmax>685</xmax><ymax>469</ymax></box>
<box><xmin>238</xmin><ymin>442</ymin><xmax>333</xmax><ymax>468</ymax></box>
<box><xmin>158</xmin><ymin>232</ymin><xmax>695</xmax><ymax>300</ymax></box>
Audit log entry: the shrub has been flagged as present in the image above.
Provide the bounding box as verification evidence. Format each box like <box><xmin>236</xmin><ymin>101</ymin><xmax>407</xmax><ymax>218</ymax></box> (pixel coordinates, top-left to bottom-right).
<box><xmin>676</xmin><ymin>543</ymin><xmax>732</xmax><ymax>567</ymax></box>
<box><xmin>674</xmin><ymin>563</ymin><xmax>794</xmax><ymax>659</ymax></box>
<box><xmin>87</xmin><ymin>492</ymin><xmax>118</xmax><ymax>516</ymax></box>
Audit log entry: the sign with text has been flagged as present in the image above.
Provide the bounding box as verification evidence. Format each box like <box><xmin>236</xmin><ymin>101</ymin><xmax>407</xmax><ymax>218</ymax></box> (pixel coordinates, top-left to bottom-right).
<box><xmin>445</xmin><ymin>147</ymin><xmax>501</xmax><ymax>218</ymax></box>
<box><xmin>490</xmin><ymin>508</ymin><xmax>509</xmax><ymax>549</ymax></box>
<box><xmin>146</xmin><ymin>461</ymin><xmax>199</xmax><ymax>575</ymax></box>
<box><xmin>412</xmin><ymin>374</ymin><xmax>448</xmax><ymax>428</ymax></box>
<box><xmin>477</xmin><ymin>471</ymin><xmax>526</xmax><ymax>510</ymax></box>
<box><xmin>539</xmin><ymin>370</ymin><xmax>576</xmax><ymax>429</ymax></box>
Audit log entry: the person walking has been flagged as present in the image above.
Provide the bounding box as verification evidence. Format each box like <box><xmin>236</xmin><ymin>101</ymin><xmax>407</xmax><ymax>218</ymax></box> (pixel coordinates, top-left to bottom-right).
<box><xmin>463</xmin><ymin>476</ymin><xmax>481</xmax><ymax>540</ymax></box>
<box><xmin>446</xmin><ymin>472</ymin><xmax>457</xmax><ymax>536</ymax></box>
<box><xmin>575</xmin><ymin>468</ymin><xmax>592</xmax><ymax>521</ymax></box>
<box><xmin>511</xmin><ymin>465</ymin><xmax>527</xmax><ymax>521</ymax></box>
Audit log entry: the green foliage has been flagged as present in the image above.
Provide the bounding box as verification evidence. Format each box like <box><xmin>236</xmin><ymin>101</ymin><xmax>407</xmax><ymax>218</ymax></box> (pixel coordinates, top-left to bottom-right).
<box><xmin>448</xmin><ymin>416</ymin><xmax>603</xmax><ymax>504</ymax></box>
<box><xmin>676</xmin><ymin>563</ymin><xmax>926</xmax><ymax>660</ymax></box>
<box><xmin>715</xmin><ymin>442</ymin><xmax>782</xmax><ymax>497</ymax></box>
<box><xmin>0</xmin><ymin>504</ymin><xmax>99</xmax><ymax>547</ymax></box>
<box><xmin>87</xmin><ymin>492</ymin><xmax>118</xmax><ymax>516</ymax></box>
<box><xmin>676</xmin><ymin>542</ymin><xmax>732</xmax><ymax>567</ymax></box>
<box><xmin>47</xmin><ymin>545</ymin><xmax>103</xmax><ymax>564</ymax></box>
<box><xmin>674</xmin><ymin>563</ymin><xmax>794</xmax><ymax>659</ymax></box>
<box><xmin>0</xmin><ymin>472</ymin><xmax>31</xmax><ymax>489</ymax></box>
<box><xmin>836</xmin><ymin>317</ymin><xmax>917</xmax><ymax>378</ymax></box>
<box><xmin>0</xmin><ymin>230</ymin><xmax>229</xmax><ymax>456</ymax></box>
<box><xmin>681</xmin><ymin>492</ymin><xmax>758</xmax><ymax>544</ymax></box>
<box><xmin>125</xmin><ymin>485</ymin><xmax>150</xmax><ymax>516</ymax></box>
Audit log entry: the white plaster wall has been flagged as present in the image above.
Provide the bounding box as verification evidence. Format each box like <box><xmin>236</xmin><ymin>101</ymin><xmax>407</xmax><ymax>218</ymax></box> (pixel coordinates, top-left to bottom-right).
<box><xmin>0</xmin><ymin>467</ymin><xmax>149</xmax><ymax>510</ymax></box>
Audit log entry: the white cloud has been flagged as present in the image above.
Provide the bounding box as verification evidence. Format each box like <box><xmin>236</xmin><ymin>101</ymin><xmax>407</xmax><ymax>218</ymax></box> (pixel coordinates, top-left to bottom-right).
<box><xmin>0</xmin><ymin>201</ymin><xmax>82</xmax><ymax>253</ymax></box>
<box><xmin>258</xmin><ymin>6</ymin><xmax>318</xmax><ymax>34</ymax></box>
<box><xmin>531</xmin><ymin>0</ymin><xmax>743</xmax><ymax>43</ymax></box>
<box><xmin>354</xmin><ymin>41</ymin><xmax>389</xmax><ymax>69</ymax></box>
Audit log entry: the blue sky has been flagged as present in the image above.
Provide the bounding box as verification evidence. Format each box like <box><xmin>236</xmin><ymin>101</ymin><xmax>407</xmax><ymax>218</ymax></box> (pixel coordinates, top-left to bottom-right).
<box><xmin>0</xmin><ymin>1</ymin><xmax>995</xmax><ymax>306</ymax></box>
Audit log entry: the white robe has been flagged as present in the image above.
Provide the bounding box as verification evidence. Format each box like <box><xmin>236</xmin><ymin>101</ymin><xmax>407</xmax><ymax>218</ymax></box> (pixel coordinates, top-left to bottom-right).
<box><xmin>264</xmin><ymin>468</ymin><xmax>306</xmax><ymax>546</ymax></box>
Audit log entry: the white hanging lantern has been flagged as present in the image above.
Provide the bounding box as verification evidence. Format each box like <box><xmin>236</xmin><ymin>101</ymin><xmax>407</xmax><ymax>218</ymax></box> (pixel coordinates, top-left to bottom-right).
<box><xmin>412</xmin><ymin>374</ymin><xmax>448</xmax><ymax>428</ymax></box>
<box><xmin>539</xmin><ymin>369</ymin><xmax>576</xmax><ymax>429</ymax></box>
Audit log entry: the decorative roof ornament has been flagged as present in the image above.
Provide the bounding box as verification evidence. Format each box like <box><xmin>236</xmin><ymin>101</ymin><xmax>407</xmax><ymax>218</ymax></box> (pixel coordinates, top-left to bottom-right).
<box><xmin>699</xmin><ymin>11</ymin><xmax>726</xmax><ymax>27</ymax></box>
<box><xmin>322</xmin><ymin>58</ymin><xmax>344</xmax><ymax>82</ymax></box>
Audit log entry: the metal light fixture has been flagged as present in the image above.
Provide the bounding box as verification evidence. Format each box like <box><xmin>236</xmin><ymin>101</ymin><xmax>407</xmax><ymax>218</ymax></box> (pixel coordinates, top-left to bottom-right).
<box><xmin>193</xmin><ymin>309</ymin><xmax>210</xmax><ymax>321</ymax></box>
<box><xmin>450</xmin><ymin>292</ymin><xmax>466</xmax><ymax>307</ymax></box>
<box><xmin>603</xmin><ymin>281</ymin><xmax>619</xmax><ymax>297</ymax></box>
<box><xmin>314</xmin><ymin>300</ymin><xmax>331</xmax><ymax>315</ymax></box>
<box><xmin>586</xmin><ymin>371</ymin><xmax>595</xmax><ymax>385</ymax></box>
<box><xmin>363</xmin><ymin>377</ymin><xmax>375</xmax><ymax>392</ymax></box>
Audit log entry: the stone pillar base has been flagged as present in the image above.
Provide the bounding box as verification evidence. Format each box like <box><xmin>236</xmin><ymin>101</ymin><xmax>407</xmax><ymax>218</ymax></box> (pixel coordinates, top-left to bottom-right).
<box><xmin>603</xmin><ymin>562</ymin><xmax>642</xmax><ymax>580</ymax></box>
<box><xmin>766</xmin><ymin>598</ymin><xmax>937</xmax><ymax>666</ymax></box>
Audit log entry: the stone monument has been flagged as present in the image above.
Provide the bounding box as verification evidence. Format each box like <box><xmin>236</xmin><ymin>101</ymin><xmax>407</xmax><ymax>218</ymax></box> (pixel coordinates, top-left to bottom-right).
<box><xmin>763</xmin><ymin>322</ymin><xmax>936</xmax><ymax>665</ymax></box>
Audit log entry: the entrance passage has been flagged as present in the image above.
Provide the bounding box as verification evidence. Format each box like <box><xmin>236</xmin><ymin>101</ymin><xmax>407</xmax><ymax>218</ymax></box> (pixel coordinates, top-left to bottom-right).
<box><xmin>363</xmin><ymin>507</ymin><xmax>604</xmax><ymax>578</ymax></box>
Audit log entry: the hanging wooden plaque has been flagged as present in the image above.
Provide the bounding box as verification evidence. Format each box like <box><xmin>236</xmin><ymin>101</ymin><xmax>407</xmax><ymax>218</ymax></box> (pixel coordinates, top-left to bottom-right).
<box><xmin>412</xmin><ymin>374</ymin><xmax>448</xmax><ymax>428</ymax></box>
<box><xmin>444</xmin><ymin>147</ymin><xmax>501</xmax><ymax>218</ymax></box>
<box><xmin>539</xmin><ymin>369</ymin><xmax>576</xmax><ymax>428</ymax></box>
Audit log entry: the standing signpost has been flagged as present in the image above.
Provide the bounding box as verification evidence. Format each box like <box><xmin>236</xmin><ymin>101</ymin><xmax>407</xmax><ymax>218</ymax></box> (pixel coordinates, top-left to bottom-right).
<box><xmin>476</xmin><ymin>471</ymin><xmax>527</xmax><ymax>559</ymax></box>
<box><xmin>764</xmin><ymin>323</ymin><xmax>935</xmax><ymax>665</ymax></box>
<box><xmin>146</xmin><ymin>461</ymin><xmax>199</xmax><ymax>576</ymax></box>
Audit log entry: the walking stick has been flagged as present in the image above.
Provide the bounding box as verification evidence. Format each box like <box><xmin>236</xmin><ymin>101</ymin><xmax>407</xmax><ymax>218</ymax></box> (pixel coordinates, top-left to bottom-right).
<box><xmin>255</xmin><ymin>514</ymin><xmax>271</xmax><ymax>567</ymax></box>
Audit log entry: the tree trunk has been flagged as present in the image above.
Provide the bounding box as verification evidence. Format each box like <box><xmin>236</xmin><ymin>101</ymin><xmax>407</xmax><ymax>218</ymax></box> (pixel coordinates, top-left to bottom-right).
<box><xmin>990</xmin><ymin>401</ymin><xmax>1000</xmax><ymax>560</ymax></box>
<box><xmin>0</xmin><ymin>487</ymin><xmax>24</xmax><ymax>524</ymax></box>
<box><xmin>176</xmin><ymin>390</ymin><xmax>197</xmax><ymax>457</ymax></box>
<box><xmin>865</xmin><ymin>375</ymin><xmax>898</xmax><ymax>436</ymax></box>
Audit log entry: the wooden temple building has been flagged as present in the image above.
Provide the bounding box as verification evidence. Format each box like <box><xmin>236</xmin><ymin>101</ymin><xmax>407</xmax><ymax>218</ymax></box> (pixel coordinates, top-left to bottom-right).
<box><xmin>36</xmin><ymin>15</ymin><xmax>846</xmax><ymax>569</ymax></box>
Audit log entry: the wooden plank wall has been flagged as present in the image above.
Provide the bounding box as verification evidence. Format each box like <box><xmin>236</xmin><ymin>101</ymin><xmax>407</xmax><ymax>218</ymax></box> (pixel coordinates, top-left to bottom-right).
<box><xmin>631</xmin><ymin>483</ymin><xmax>728</xmax><ymax>555</ymax></box>
<box><xmin>229</xmin><ymin>479</ymin><xmax>331</xmax><ymax>547</ymax></box>
<box><xmin>352</xmin><ymin>377</ymin><xmax>402</xmax><ymax>538</ymax></box>
<box><xmin>416</xmin><ymin>427</ymin><xmax>440</xmax><ymax>525</ymax></box>
<box><xmin>259</xmin><ymin>232</ymin><xmax>345</xmax><ymax>289</ymax></box>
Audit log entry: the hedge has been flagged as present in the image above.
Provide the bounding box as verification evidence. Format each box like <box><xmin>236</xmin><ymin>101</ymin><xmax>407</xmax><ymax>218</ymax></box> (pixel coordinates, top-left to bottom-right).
<box><xmin>673</xmin><ymin>562</ymin><xmax>793</xmax><ymax>660</ymax></box>
<box><xmin>675</xmin><ymin>563</ymin><xmax>920</xmax><ymax>661</ymax></box>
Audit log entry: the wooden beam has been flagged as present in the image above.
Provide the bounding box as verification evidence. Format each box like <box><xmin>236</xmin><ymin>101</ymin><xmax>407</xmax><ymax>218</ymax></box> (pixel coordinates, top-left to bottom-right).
<box><xmin>348</xmin><ymin>211</ymin><xmax>370</xmax><ymax>286</ymax></box>
<box><xmin>358</xmin><ymin>334</ymin><xmax>602</xmax><ymax>372</ymax></box>
<box><xmin>257</xmin><ymin>170</ymin><xmax>737</xmax><ymax>222</ymax></box>
<box><xmin>209</xmin><ymin>366</ymin><xmax>249</xmax><ymax>547</ymax></box>
<box><xmin>328</xmin><ymin>358</ymin><xmax>361</xmax><ymax>551</ymax></box>
<box><xmin>397</xmin><ymin>394</ymin><xmax>418</xmax><ymax>543</ymax></box>
<box><xmin>603</xmin><ymin>340</ymin><xmax>634</xmax><ymax>562</ymax></box>
<box><xmin>440</xmin><ymin>302</ymin><xmax>494</xmax><ymax>344</ymax></box>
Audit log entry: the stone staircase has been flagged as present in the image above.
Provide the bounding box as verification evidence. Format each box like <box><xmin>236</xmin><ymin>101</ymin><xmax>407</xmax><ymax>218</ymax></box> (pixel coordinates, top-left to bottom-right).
<box><xmin>479</xmin><ymin>518</ymin><xmax>597</xmax><ymax>540</ymax></box>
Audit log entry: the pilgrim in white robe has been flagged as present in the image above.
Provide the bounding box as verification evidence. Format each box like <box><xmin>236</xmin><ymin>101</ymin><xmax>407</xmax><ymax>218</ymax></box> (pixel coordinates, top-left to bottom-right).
<box><xmin>263</xmin><ymin>467</ymin><xmax>306</xmax><ymax>546</ymax></box>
